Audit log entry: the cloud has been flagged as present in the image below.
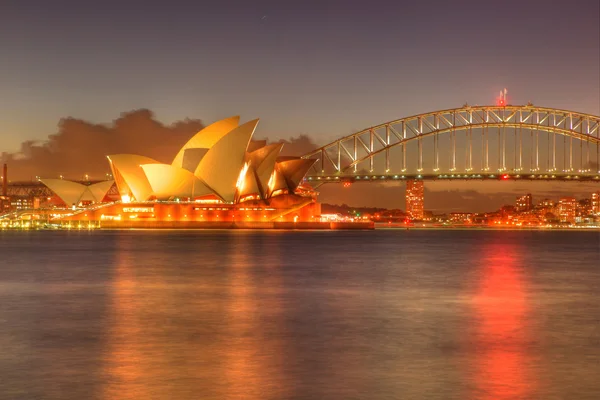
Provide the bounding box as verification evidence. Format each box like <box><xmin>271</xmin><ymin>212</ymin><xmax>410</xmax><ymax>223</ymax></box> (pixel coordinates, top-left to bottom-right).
<box><xmin>1</xmin><ymin>110</ymin><xmax>322</xmax><ymax>181</ymax></box>
<box><xmin>1</xmin><ymin>109</ymin><xmax>204</xmax><ymax>181</ymax></box>
<box><xmin>268</xmin><ymin>134</ymin><xmax>320</xmax><ymax>157</ymax></box>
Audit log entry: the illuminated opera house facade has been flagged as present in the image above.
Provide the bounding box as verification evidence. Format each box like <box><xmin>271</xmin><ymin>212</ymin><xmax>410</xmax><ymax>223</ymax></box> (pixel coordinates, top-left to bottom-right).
<box><xmin>40</xmin><ymin>116</ymin><xmax>336</xmax><ymax>228</ymax></box>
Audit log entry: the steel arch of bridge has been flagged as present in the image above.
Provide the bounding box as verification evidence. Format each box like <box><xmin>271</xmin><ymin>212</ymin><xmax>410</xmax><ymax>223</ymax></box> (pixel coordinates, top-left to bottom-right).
<box><xmin>301</xmin><ymin>105</ymin><xmax>600</xmax><ymax>185</ymax></box>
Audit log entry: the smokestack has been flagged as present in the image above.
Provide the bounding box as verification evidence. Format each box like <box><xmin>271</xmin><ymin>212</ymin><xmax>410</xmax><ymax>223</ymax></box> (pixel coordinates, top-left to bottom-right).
<box><xmin>2</xmin><ymin>164</ymin><xmax>7</xmax><ymax>197</ymax></box>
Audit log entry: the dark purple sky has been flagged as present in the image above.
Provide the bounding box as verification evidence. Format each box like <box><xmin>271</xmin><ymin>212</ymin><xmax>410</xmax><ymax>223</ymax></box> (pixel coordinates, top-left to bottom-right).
<box><xmin>2</xmin><ymin>0</ymin><xmax>598</xmax><ymax>149</ymax></box>
<box><xmin>1</xmin><ymin>0</ymin><xmax>599</xmax><ymax>209</ymax></box>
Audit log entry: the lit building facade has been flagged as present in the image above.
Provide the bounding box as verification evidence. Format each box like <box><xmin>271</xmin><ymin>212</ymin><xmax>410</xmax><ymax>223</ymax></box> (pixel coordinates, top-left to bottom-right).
<box><xmin>577</xmin><ymin>199</ymin><xmax>592</xmax><ymax>217</ymax></box>
<box><xmin>0</xmin><ymin>196</ymin><xmax>10</xmax><ymax>213</ymax></box>
<box><xmin>9</xmin><ymin>196</ymin><xmax>40</xmax><ymax>210</ymax></box>
<box><xmin>515</xmin><ymin>193</ymin><xmax>533</xmax><ymax>212</ymax></box>
<box><xmin>592</xmin><ymin>192</ymin><xmax>600</xmax><ymax>215</ymax></box>
<box><xmin>406</xmin><ymin>180</ymin><xmax>424</xmax><ymax>220</ymax></box>
<box><xmin>449</xmin><ymin>212</ymin><xmax>473</xmax><ymax>224</ymax></box>
<box><xmin>558</xmin><ymin>197</ymin><xmax>577</xmax><ymax>223</ymax></box>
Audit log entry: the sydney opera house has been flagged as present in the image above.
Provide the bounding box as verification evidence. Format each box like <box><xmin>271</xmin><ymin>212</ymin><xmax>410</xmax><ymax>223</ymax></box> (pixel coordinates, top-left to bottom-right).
<box><xmin>37</xmin><ymin>116</ymin><xmax>354</xmax><ymax>229</ymax></box>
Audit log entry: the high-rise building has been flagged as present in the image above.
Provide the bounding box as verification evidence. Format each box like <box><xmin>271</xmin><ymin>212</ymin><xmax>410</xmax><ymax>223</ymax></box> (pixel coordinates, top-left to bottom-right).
<box><xmin>592</xmin><ymin>192</ymin><xmax>600</xmax><ymax>215</ymax></box>
<box><xmin>539</xmin><ymin>199</ymin><xmax>555</xmax><ymax>208</ymax></box>
<box><xmin>1</xmin><ymin>163</ymin><xmax>8</xmax><ymax>213</ymax></box>
<box><xmin>558</xmin><ymin>197</ymin><xmax>577</xmax><ymax>223</ymax></box>
<box><xmin>516</xmin><ymin>193</ymin><xmax>533</xmax><ymax>211</ymax></box>
<box><xmin>406</xmin><ymin>180</ymin><xmax>424</xmax><ymax>220</ymax></box>
<box><xmin>577</xmin><ymin>199</ymin><xmax>592</xmax><ymax>217</ymax></box>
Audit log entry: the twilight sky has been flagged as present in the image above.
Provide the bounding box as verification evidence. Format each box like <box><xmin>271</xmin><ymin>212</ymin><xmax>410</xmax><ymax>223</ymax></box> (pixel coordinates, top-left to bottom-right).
<box><xmin>1</xmin><ymin>0</ymin><xmax>599</xmax><ymax>210</ymax></box>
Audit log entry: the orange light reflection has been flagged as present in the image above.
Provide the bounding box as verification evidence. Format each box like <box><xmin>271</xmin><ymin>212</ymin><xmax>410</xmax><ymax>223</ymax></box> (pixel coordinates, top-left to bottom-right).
<box><xmin>101</xmin><ymin>235</ymin><xmax>149</xmax><ymax>400</ymax></box>
<box><xmin>471</xmin><ymin>243</ymin><xmax>534</xmax><ymax>400</ymax></box>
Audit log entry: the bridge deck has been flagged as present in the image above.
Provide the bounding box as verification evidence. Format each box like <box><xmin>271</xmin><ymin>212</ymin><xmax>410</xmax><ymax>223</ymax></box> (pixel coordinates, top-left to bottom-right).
<box><xmin>307</xmin><ymin>173</ymin><xmax>600</xmax><ymax>183</ymax></box>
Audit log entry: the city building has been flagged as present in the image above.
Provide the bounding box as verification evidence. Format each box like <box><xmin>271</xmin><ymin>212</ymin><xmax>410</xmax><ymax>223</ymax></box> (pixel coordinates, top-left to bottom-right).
<box><xmin>0</xmin><ymin>195</ymin><xmax>11</xmax><ymax>213</ymax></box>
<box><xmin>557</xmin><ymin>197</ymin><xmax>577</xmax><ymax>223</ymax></box>
<box><xmin>1</xmin><ymin>163</ymin><xmax>9</xmax><ymax>213</ymax></box>
<box><xmin>500</xmin><ymin>205</ymin><xmax>516</xmax><ymax>219</ymax></box>
<box><xmin>592</xmin><ymin>191</ymin><xmax>600</xmax><ymax>215</ymax></box>
<box><xmin>449</xmin><ymin>212</ymin><xmax>473</xmax><ymax>224</ymax></box>
<box><xmin>9</xmin><ymin>196</ymin><xmax>39</xmax><ymax>210</ymax></box>
<box><xmin>405</xmin><ymin>180</ymin><xmax>424</xmax><ymax>220</ymax></box>
<box><xmin>577</xmin><ymin>199</ymin><xmax>592</xmax><ymax>217</ymax></box>
<box><xmin>537</xmin><ymin>198</ymin><xmax>555</xmax><ymax>213</ymax></box>
<box><xmin>422</xmin><ymin>210</ymin><xmax>434</xmax><ymax>221</ymax></box>
<box><xmin>36</xmin><ymin>116</ymin><xmax>343</xmax><ymax>229</ymax></box>
<box><xmin>515</xmin><ymin>193</ymin><xmax>533</xmax><ymax>211</ymax></box>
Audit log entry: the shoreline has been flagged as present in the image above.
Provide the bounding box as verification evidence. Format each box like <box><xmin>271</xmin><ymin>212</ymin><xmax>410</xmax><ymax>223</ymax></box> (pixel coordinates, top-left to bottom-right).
<box><xmin>375</xmin><ymin>223</ymin><xmax>600</xmax><ymax>231</ymax></box>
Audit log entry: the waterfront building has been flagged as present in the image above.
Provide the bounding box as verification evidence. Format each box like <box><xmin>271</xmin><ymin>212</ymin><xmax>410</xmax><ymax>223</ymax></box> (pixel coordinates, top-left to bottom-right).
<box><xmin>558</xmin><ymin>197</ymin><xmax>577</xmax><ymax>223</ymax></box>
<box><xmin>540</xmin><ymin>199</ymin><xmax>554</xmax><ymax>207</ymax></box>
<box><xmin>0</xmin><ymin>164</ymin><xmax>9</xmax><ymax>213</ymax></box>
<box><xmin>500</xmin><ymin>205</ymin><xmax>516</xmax><ymax>219</ymax></box>
<box><xmin>36</xmin><ymin>116</ymin><xmax>335</xmax><ymax>228</ymax></box>
<box><xmin>9</xmin><ymin>195</ymin><xmax>39</xmax><ymax>210</ymax></box>
<box><xmin>577</xmin><ymin>199</ymin><xmax>592</xmax><ymax>217</ymax></box>
<box><xmin>405</xmin><ymin>180</ymin><xmax>424</xmax><ymax>220</ymax></box>
<box><xmin>422</xmin><ymin>210</ymin><xmax>434</xmax><ymax>221</ymax></box>
<box><xmin>515</xmin><ymin>193</ymin><xmax>533</xmax><ymax>212</ymax></box>
<box><xmin>449</xmin><ymin>212</ymin><xmax>473</xmax><ymax>224</ymax></box>
<box><xmin>592</xmin><ymin>192</ymin><xmax>600</xmax><ymax>215</ymax></box>
<box><xmin>0</xmin><ymin>196</ymin><xmax>10</xmax><ymax>213</ymax></box>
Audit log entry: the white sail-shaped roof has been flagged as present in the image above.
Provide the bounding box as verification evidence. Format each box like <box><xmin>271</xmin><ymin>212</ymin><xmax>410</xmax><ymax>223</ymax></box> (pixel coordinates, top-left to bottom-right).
<box><xmin>41</xmin><ymin>179</ymin><xmax>88</xmax><ymax>206</ymax></box>
<box><xmin>194</xmin><ymin>119</ymin><xmax>259</xmax><ymax>203</ymax></box>
<box><xmin>237</xmin><ymin>167</ymin><xmax>261</xmax><ymax>199</ymax></box>
<box><xmin>246</xmin><ymin>140</ymin><xmax>268</xmax><ymax>153</ymax></box>
<box><xmin>171</xmin><ymin>116</ymin><xmax>240</xmax><ymax>169</ymax></box>
<box><xmin>181</xmin><ymin>148</ymin><xmax>209</xmax><ymax>172</ymax></box>
<box><xmin>41</xmin><ymin>179</ymin><xmax>114</xmax><ymax>206</ymax></box>
<box><xmin>87</xmin><ymin>180</ymin><xmax>115</xmax><ymax>202</ymax></box>
<box><xmin>268</xmin><ymin>168</ymin><xmax>289</xmax><ymax>196</ymax></box>
<box><xmin>248</xmin><ymin>143</ymin><xmax>284</xmax><ymax>198</ymax></box>
<box><xmin>141</xmin><ymin>164</ymin><xmax>212</xmax><ymax>200</ymax></box>
<box><xmin>277</xmin><ymin>159</ymin><xmax>317</xmax><ymax>191</ymax></box>
<box><xmin>107</xmin><ymin>154</ymin><xmax>159</xmax><ymax>201</ymax></box>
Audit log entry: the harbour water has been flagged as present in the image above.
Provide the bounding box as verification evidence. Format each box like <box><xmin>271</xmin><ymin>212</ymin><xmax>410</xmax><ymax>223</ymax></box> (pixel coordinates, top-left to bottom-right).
<box><xmin>0</xmin><ymin>229</ymin><xmax>598</xmax><ymax>399</ymax></box>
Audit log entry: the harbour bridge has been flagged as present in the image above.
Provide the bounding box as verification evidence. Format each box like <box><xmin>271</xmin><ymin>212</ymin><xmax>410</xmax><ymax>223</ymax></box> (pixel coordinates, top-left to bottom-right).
<box><xmin>301</xmin><ymin>104</ymin><xmax>600</xmax><ymax>187</ymax></box>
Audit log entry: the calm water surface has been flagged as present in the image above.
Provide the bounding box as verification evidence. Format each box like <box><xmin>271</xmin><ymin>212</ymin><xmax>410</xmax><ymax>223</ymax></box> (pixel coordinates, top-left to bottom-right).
<box><xmin>0</xmin><ymin>229</ymin><xmax>598</xmax><ymax>399</ymax></box>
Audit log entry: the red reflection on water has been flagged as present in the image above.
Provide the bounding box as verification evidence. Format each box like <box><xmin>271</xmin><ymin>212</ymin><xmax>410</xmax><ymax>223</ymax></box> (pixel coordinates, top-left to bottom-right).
<box><xmin>471</xmin><ymin>243</ymin><xmax>533</xmax><ymax>400</ymax></box>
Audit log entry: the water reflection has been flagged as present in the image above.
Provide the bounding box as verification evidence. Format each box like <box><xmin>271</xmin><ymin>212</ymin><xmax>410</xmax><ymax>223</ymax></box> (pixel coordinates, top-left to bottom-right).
<box><xmin>223</xmin><ymin>234</ymin><xmax>267</xmax><ymax>399</ymax></box>
<box><xmin>471</xmin><ymin>242</ymin><xmax>533</xmax><ymax>399</ymax></box>
<box><xmin>101</xmin><ymin>232</ymin><xmax>289</xmax><ymax>399</ymax></box>
<box><xmin>102</xmin><ymin>234</ymin><xmax>148</xmax><ymax>399</ymax></box>
<box><xmin>223</xmin><ymin>233</ymin><xmax>291</xmax><ymax>399</ymax></box>
<box><xmin>3</xmin><ymin>230</ymin><xmax>593</xmax><ymax>398</ymax></box>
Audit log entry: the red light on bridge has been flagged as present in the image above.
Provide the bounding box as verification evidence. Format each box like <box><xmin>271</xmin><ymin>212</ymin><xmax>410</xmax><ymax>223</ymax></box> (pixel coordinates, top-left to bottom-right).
<box><xmin>501</xmin><ymin>174</ymin><xmax>510</xmax><ymax>180</ymax></box>
<box><xmin>343</xmin><ymin>181</ymin><xmax>352</xmax><ymax>188</ymax></box>
<box><xmin>496</xmin><ymin>88</ymin><xmax>508</xmax><ymax>107</ymax></box>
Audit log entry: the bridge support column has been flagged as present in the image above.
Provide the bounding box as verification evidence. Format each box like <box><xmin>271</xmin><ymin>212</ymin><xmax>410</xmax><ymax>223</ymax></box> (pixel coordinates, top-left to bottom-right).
<box><xmin>406</xmin><ymin>180</ymin><xmax>424</xmax><ymax>221</ymax></box>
